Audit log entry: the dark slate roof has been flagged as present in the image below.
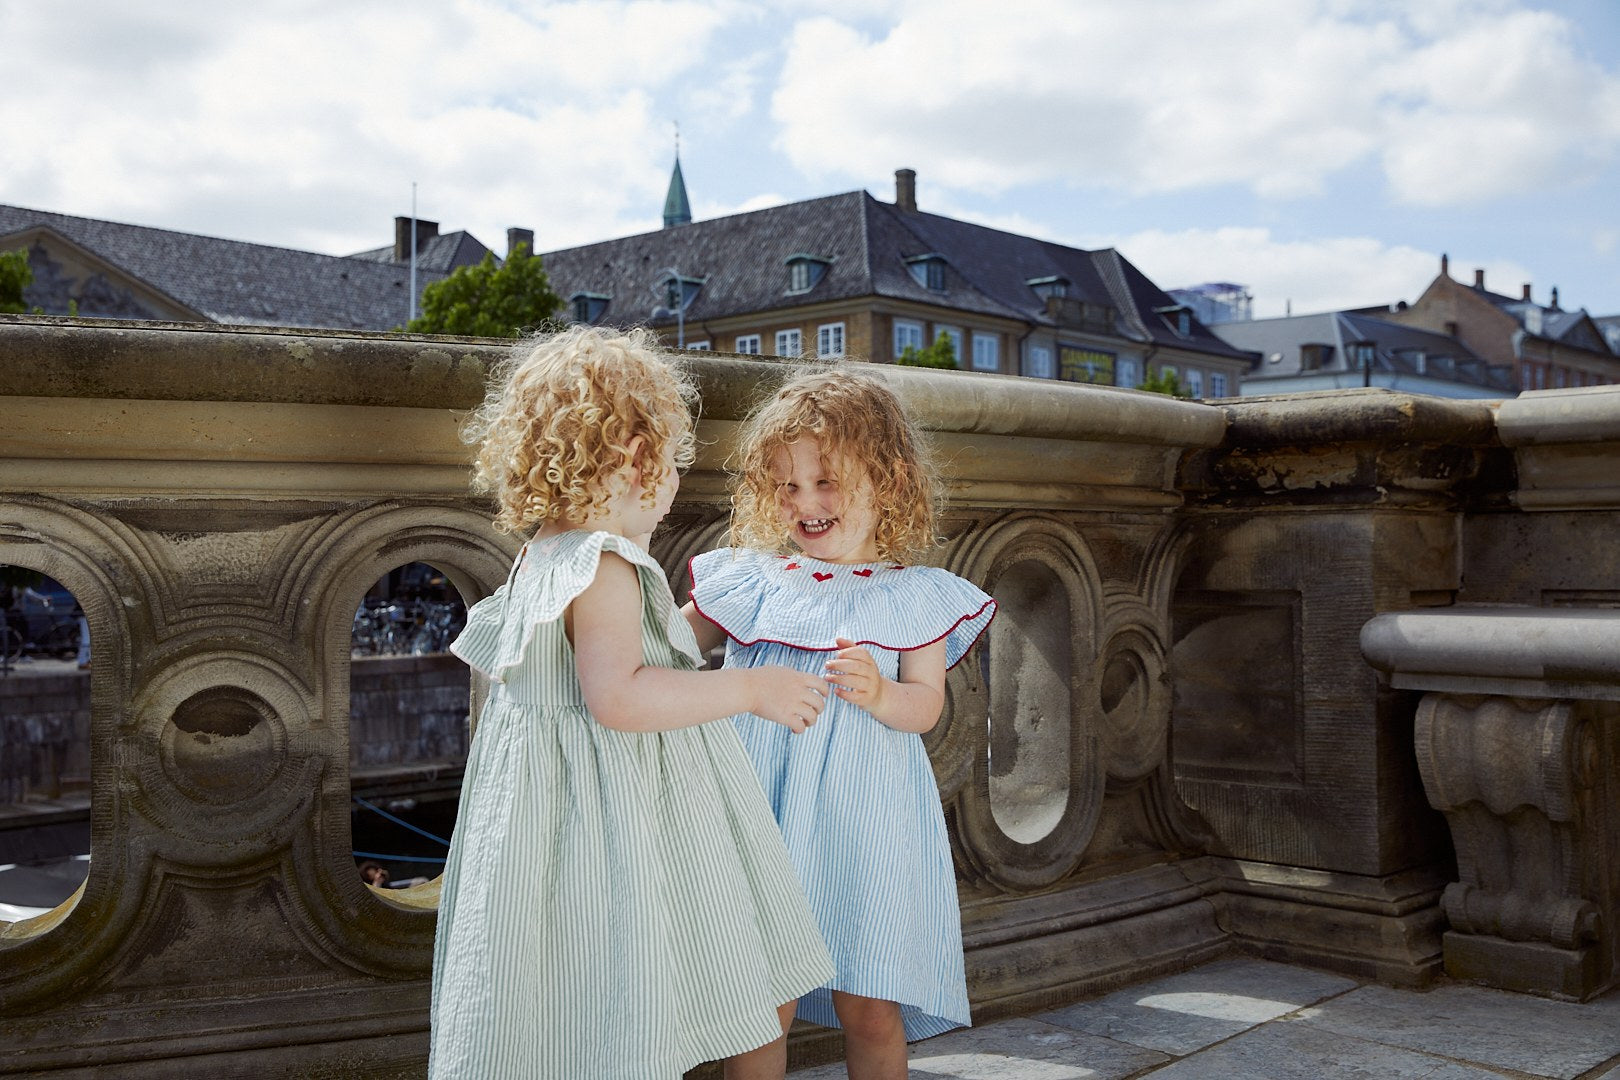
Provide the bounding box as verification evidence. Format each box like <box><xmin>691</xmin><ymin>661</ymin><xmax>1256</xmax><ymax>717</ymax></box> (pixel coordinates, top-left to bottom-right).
<box><xmin>1216</xmin><ymin>311</ymin><xmax>1512</xmax><ymax>391</ymax></box>
<box><xmin>540</xmin><ymin>190</ymin><xmax>1250</xmax><ymax>362</ymax></box>
<box><xmin>0</xmin><ymin>203</ymin><xmax>449</xmax><ymax>331</ymax></box>
<box><xmin>346</xmin><ymin>230</ymin><xmax>492</xmax><ymax>274</ymax></box>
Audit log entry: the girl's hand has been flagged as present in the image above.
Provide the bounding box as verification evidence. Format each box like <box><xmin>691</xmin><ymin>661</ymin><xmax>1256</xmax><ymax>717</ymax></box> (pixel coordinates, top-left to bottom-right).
<box><xmin>746</xmin><ymin>666</ymin><xmax>829</xmax><ymax>734</ymax></box>
<box><xmin>826</xmin><ymin>638</ymin><xmax>887</xmax><ymax>715</ymax></box>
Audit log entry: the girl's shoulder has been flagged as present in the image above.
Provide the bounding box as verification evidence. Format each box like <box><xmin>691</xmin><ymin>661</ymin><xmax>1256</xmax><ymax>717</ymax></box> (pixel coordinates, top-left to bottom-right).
<box><xmin>452</xmin><ymin>530</ymin><xmax>693</xmax><ymax>682</ymax></box>
<box><xmin>687</xmin><ymin>548</ymin><xmax>995</xmax><ymax>668</ymax></box>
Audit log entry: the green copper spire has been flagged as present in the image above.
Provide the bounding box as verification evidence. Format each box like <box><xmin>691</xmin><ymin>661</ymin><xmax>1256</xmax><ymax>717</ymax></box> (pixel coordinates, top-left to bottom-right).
<box><xmin>663</xmin><ymin>155</ymin><xmax>691</xmax><ymax>228</ymax></box>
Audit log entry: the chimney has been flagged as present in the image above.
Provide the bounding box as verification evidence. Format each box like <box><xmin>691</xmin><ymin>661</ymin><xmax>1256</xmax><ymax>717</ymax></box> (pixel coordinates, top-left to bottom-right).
<box><xmin>1522</xmin><ymin>283</ymin><xmax>1532</xmax><ymax>301</ymax></box>
<box><xmin>507</xmin><ymin>227</ymin><xmax>535</xmax><ymax>259</ymax></box>
<box><xmin>394</xmin><ymin>216</ymin><xmax>439</xmax><ymax>262</ymax></box>
<box><xmin>1551</xmin><ymin>286</ymin><xmax>1560</xmax><ymax>310</ymax></box>
<box><xmin>1473</xmin><ymin>268</ymin><xmax>1485</xmax><ymax>290</ymax></box>
<box><xmin>1441</xmin><ymin>253</ymin><xmax>1449</xmax><ymax>277</ymax></box>
<box><xmin>895</xmin><ymin>168</ymin><xmax>917</xmax><ymax>213</ymax></box>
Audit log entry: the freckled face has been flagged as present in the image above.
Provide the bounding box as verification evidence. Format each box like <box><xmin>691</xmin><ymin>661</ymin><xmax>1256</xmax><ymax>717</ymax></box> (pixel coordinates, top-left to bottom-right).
<box><xmin>770</xmin><ymin>438</ymin><xmax>880</xmax><ymax>564</ymax></box>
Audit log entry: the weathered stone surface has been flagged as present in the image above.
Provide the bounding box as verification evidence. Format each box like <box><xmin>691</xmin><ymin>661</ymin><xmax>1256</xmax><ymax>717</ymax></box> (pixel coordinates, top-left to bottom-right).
<box><xmin>1034</xmin><ymin>956</ymin><xmax>1355</xmax><ymax>1055</ymax></box>
<box><xmin>1145</xmin><ymin>1021</ymin><xmax>1514</xmax><ymax>1079</ymax></box>
<box><xmin>1295</xmin><ymin>983</ymin><xmax>1620</xmax><ymax>1078</ymax></box>
<box><xmin>6</xmin><ymin>320</ymin><xmax>1620</xmax><ymax>1073</ymax></box>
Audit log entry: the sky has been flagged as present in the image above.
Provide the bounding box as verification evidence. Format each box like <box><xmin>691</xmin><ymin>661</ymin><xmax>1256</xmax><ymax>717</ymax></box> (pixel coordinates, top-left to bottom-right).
<box><xmin>4</xmin><ymin>0</ymin><xmax>1618</xmax><ymax>320</ymax></box>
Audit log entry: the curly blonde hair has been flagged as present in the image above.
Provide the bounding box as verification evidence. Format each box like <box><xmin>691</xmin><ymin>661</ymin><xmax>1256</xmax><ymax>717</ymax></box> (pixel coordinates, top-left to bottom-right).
<box><xmin>463</xmin><ymin>325</ymin><xmax>697</xmax><ymax>534</ymax></box>
<box><xmin>730</xmin><ymin>367</ymin><xmax>941</xmax><ymax>561</ymax></box>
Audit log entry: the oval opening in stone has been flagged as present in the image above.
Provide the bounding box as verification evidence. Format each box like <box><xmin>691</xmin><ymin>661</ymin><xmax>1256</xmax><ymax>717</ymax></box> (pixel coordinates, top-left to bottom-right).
<box><xmin>348</xmin><ymin>561</ymin><xmax>470</xmax><ymax>892</ymax></box>
<box><xmin>987</xmin><ymin>559</ymin><xmax>1072</xmax><ymax>845</ymax></box>
<box><xmin>0</xmin><ymin>566</ymin><xmax>94</xmax><ymax>924</ymax></box>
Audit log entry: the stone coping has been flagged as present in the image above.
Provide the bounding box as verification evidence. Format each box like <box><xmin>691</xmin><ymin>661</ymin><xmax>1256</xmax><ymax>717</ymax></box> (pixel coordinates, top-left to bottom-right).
<box><xmin>1216</xmin><ymin>387</ymin><xmax>1498</xmax><ymax>449</ymax></box>
<box><xmin>0</xmin><ymin>317</ymin><xmax>1227</xmax><ymax>450</ymax></box>
<box><xmin>1361</xmin><ymin>606</ymin><xmax>1620</xmax><ymax>700</ymax></box>
<box><xmin>1498</xmin><ymin>385</ymin><xmax>1620</xmax><ymax>446</ymax></box>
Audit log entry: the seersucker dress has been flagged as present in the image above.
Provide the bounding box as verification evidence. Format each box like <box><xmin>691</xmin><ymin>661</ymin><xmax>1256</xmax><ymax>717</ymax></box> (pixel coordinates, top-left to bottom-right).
<box><xmin>430</xmin><ymin>530</ymin><xmax>835</xmax><ymax>1080</ymax></box>
<box><xmin>688</xmin><ymin>548</ymin><xmax>996</xmax><ymax>1042</ymax></box>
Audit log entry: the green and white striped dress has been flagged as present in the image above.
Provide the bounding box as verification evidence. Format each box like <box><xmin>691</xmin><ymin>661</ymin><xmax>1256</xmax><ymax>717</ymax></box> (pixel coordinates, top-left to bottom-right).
<box><xmin>430</xmin><ymin>530</ymin><xmax>834</xmax><ymax>1079</ymax></box>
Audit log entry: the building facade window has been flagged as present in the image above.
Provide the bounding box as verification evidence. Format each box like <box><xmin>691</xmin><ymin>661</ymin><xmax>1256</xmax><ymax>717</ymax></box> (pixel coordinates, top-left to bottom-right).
<box><xmin>1185</xmin><ymin>369</ymin><xmax>1204</xmax><ymax>398</ymax></box>
<box><xmin>1521</xmin><ymin>364</ymin><xmax>1534</xmax><ymax>391</ymax></box>
<box><xmin>894</xmin><ymin>320</ymin><xmax>923</xmax><ymax>358</ymax></box>
<box><xmin>817</xmin><ymin>323</ymin><xmax>845</xmax><ymax>358</ymax></box>
<box><xmin>971</xmin><ymin>332</ymin><xmax>999</xmax><ymax>372</ymax></box>
<box><xmin>686</xmin><ymin>340</ymin><xmax>711</xmax><ymax>350</ymax></box>
<box><xmin>1116</xmin><ymin>358</ymin><xmax>1141</xmax><ymax>388</ymax></box>
<box><xmin>934</xmin><ymin>326</ymin><xmax>963</xmax><ymax>365</ymax></box>
<box><xmin>1209</xmin><ymin>372</ymin><xmax>1229</xmax><ymax>397</ymax></box>
<box><xmin>776</xmin><ymin>329</ymin><xmax>803</xmax><ymax>357</ymax></box>
<box><xmin>1026</xmin><ymin>344</ymin><xmax>1055</xmax><ymax>379</ymax></box>
<box><xmin>734</xmin><ymin>334</ymin><xmax>761</xmax><ymax>354</ymax></box>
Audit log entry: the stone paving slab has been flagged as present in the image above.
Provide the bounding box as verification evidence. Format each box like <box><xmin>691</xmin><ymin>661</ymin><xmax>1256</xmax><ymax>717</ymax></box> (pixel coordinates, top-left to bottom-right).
<box><xmin>1294</xmin><ymin>984</ymin><xmax>1620</xmax><ymax>1079</ymax></box>
<box><xmin>789</xmin><ymin>1017</ymin><xmax>1168</xmax><ymax>1080</ymax></box>
<box><xmin>1144</xmin><ymin>1020</ymin><xmax>1519</xmax><ymax>1079</ymax></box>
<box><xmin>1029</xmin><ymin>956</ymin><xmax>1359</xmax><ymax>1055</ymax></box>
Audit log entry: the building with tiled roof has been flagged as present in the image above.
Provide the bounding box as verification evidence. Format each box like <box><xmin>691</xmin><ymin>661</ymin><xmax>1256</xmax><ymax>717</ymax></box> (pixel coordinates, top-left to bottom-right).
<box><xmin>1213</xmin><ymin>310</ymin><xmax>1514</xmax><ymax>399</ymax></box>
<box><xmin>543</xmin><ymin>169</ymin><xmax>1253</xmax><ymax>396</ymax></box>
<box><xmin>1380</xmin><ymin>256</ymin><xmax>1619</xmax><ymax>391</ymax></box>
<box><xmin>0</xmin><ymin>204</ymin><xmax>497</xmax><ymax>331</ymax></box>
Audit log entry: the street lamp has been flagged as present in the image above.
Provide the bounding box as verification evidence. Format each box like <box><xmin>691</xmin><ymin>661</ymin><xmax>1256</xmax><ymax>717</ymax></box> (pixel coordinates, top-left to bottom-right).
<box><xmin>1353</xmin><ymin>340</ymin><xmax>1377</xmax><ymax>388</ymax></box>
<box><xmin>649</xmin><ymin>267</ymin><xmax>685</xmax><ymax>348</ymax></box>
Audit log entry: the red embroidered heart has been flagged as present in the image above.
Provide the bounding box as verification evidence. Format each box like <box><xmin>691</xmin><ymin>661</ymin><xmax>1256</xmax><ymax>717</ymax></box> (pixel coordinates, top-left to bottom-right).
<box><xmin>852</xmin><ymin>568</ymin><xmax>873</xmax><ymax>577</ymax></box>
<box><xmin>813</xmin><ymin>571</ymin><xmax>834</xmax><ymax>582</ymax></box>
<box><xmin>889</xmin><ymin>565</ymin><xmax>906</xmax><ymax>570</ymax></box>
<box><xmin>784</xmin><ymin>562</ymin><xmax>800</xmax><ymax>571</ymax></box>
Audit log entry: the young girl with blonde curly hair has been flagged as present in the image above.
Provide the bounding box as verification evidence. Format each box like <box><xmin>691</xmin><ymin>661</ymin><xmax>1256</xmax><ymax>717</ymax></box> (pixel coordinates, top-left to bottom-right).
<box><xmin>683</xmin><ymin>368</ymin><xmax>996</xmax><ymax>1079</ymax></box>
<box><xmin>431</xmin><ymin>326</ymin><xmax>833</xmax><ymax>1080</ymax></box>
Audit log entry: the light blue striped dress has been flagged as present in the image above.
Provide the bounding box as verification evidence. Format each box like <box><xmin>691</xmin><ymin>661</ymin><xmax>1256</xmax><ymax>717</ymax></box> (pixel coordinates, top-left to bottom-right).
<box><xmin>431</xmin><ymin>530</ymin><xmax>835</xmax><ymax>1079</ymax></box>
<box><xmin>688</xmin><ymin>548</ymin><xmax>995</xmax><ymax>1042</ymax></box>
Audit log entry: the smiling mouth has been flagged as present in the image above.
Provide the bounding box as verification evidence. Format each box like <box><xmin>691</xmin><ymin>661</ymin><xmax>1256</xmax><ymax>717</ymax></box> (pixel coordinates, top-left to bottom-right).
<box><xmin>800</xmin><ymin>518</ymin><xmax>835</xmax><ymax>536</ymax></box>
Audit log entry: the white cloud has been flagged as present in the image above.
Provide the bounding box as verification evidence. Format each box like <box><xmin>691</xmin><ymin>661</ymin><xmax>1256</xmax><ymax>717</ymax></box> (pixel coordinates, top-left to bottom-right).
<box><xmin>1077</xmin><ymin>225</ymin><xmax>1532</xmax><ymax>318</ymax></box>
<box><xmin>770</xmin><ymin>0</ymin><xmax>1620</xmax><ymax>208</ymax></box>
<box><xmin>0</xmin><ymin>0</ymin><xmax>744</xmax><ymax>255</ymax></box>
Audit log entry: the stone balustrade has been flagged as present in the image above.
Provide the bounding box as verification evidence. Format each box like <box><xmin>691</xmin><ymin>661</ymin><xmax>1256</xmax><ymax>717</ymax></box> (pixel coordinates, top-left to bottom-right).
<box><xmin>1</xmin><ymin>315</ymin><xmax>1617</xmax><ymax>1075</ymax></box>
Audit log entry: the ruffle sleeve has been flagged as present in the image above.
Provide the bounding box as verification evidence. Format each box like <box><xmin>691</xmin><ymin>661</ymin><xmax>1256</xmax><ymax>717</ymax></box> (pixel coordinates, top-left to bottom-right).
<box><xmin>451</xmin><ymin>531</ymin><xmax>701</xmax><ymax>682</ymax></box>
<box><xmin>688</xmin><ymin>547</ymin><xmax>995</xmax><ymax>670</ymax></box>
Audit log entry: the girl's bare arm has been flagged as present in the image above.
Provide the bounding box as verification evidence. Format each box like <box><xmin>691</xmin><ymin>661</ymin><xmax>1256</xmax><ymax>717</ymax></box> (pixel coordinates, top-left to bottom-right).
<box><xmin>574</xmin><ymin>553</ymin><xmax>826</xmax><ymax>733</ymax></box>
<box><xmin>680</xmin><ymin>599</ymin><xmax>728</xmax><ymax>654</ymax></box>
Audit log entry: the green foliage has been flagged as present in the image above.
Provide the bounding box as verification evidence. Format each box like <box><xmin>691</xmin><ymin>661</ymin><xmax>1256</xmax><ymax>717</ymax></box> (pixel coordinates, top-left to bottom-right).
<box><xmin>0</xmin><ymin>248</ymin><xmax>31</xmax><ymax>315</ymax></box>
<box><xmin>1138</xmin><ymin>369</ymin><xmax>1190</xmax><ymax>398</ymax></box>
<box><xmin>897</xmin><ymin>334</ymin><xmax>957</xmax><ymax>369</ymax></box>
<box><xmin>405</xmin><ymin>243</ymin><xmax>562</xmax><ymax>337</ymax></box>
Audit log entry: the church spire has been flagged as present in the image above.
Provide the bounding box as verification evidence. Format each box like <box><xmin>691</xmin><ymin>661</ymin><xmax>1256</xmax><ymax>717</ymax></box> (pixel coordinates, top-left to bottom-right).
<box><xmin>663</xmin><ymin>123</ymin><xmax>691</xmax><ymax>228</ymax></box>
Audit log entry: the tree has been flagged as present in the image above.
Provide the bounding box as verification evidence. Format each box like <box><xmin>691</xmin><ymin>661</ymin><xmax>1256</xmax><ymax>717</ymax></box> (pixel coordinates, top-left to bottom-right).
<box><xmin>0</xmin><ymin>248</ymin><xmax>31</xmax><ymax>315</ymax></box>
<box><xmin>405</xmin><ymin>243</ymin><xmax>562</xmax><ymax>337</ymax></box>
<box><xmin>896</xmin><ymin>334</ymin><xmax>958</xmax><ymax>369</ymax></box>
<box><xmin>1138</xmin><ymin>369</ymin><xmax>1190</xmax><ymax>398</ymax></box>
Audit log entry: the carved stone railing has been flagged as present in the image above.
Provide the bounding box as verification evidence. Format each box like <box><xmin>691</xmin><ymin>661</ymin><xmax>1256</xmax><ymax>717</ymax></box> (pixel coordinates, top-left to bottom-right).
<box><xmin>1363</xmin><ymin>608</ymin><xmax>1619</xmax><ymax>1000</ymax></box>
<box><xmin>1</xmin><ymin>316</ymin><xmax>1616</xmax><ymax>1075</ymax></box>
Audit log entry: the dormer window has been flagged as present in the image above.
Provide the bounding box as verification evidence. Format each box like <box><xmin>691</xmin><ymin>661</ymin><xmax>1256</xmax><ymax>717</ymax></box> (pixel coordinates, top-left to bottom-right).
<box><xmin>657</xmin><ymin>273</ymin><xmax>703</xmax><ymax>311</ymax></box>
<box><xmin>1026</xmin><ymin>276</ymin><xmax>1069</xmax><ymax>301</ymax></box>
<box><xmin>1154</xmin><ymin>304</ymin><xmax>1193</xmax><ymax>337</ymax></box>
<box><xmin>905</xmin><ymin>254</ymin><xmax>947</xmax><ymax>291</ymax></box>
<box><xmin>570</xmin><ymin>292</ymin><xmax>610</xmax><ymax>324</ymax></box>
<box><xmin>785</xmin><ymin>254</ymin><xmax>831</xmax><ymax>294</ymax></box>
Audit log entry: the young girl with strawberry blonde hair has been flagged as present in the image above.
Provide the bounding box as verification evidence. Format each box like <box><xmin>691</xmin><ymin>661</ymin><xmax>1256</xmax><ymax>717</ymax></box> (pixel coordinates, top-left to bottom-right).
<box><xmin>685</xmin><ymin>367</ymin><xmax>995</xmax><ymax>1079</ymax></box>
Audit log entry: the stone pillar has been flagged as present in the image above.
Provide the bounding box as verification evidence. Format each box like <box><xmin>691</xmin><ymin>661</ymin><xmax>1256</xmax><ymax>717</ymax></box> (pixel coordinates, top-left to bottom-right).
<box><xmin>1363</xmin><ymin>607</ymin><xmax>1620</xmax><ymax>999</ymax></box>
